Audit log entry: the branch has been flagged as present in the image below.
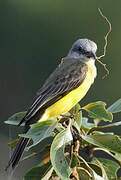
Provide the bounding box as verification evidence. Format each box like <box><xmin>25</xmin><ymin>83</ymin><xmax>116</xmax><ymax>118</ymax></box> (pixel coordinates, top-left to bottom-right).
<box><xmin>70</xmin><ymin>127</ymin><xmax>80</xmax><ymax>179</ymax></box>
<box><xmin>96</xmin><ymin>8</ymin><xmax>112</xmax><ymax>79</ymax></box>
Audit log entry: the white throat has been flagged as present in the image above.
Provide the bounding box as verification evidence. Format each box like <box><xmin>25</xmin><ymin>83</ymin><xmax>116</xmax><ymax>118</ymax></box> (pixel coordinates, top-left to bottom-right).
<box><xmin>86</xmin><ymin>59</ymin><xmax>97</xmax><ymax>79</ymax></box>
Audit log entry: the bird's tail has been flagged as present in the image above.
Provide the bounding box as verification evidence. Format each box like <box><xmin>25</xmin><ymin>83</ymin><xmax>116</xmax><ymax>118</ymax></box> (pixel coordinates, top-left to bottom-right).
<box><xmin>5</xmin><ymin>109</ymin><xmax>45</xmax><ymax>171</ymax></box>
<box><xmin>5</xmin><ymin>137</ymin><xmax>29</xmax><ymax>171</ymax></box>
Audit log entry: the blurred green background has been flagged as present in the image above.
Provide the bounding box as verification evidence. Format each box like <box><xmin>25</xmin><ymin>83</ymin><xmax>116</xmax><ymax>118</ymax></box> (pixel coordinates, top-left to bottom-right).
<box><xmin>1</xmin><ymin>0</ymin><xmax>121</xmax><ymax>179</ymax></box>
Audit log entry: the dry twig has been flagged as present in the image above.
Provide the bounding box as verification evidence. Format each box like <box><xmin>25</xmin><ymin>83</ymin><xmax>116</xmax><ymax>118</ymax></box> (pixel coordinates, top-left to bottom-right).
<box><xmin>96</xmin><ymin>8</ymin><xmax>112</xmax><ymax>79</ymax></box>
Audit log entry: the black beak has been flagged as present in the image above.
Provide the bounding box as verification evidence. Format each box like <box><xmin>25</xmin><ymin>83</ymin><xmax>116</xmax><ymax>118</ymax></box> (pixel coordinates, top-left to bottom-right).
<box><xmin>86</xmin><ymin>51</ymin><xmax>96</xmax><ymax>60</ymax></box>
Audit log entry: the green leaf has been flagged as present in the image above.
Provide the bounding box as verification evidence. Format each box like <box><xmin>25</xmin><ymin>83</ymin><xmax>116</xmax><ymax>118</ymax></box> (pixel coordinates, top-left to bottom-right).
<box><xmin>74</xmin><ymin>111</ymin><xmax>82</xmax><ymax>131</ymax></box>
<box><xmin>8</xmin><ymin>139</ymin><xmax>19</xmax><ymax>149</ymax></box>
<box><xmin>4</xmin><ymin>111</ymin><xmax>26</xmax><ymax>126</ymax></box>
<box><xmin>88</xmin><ymin>121</ymin><xmax>121</xmax><ymax>134</ymax></box>
<box><xmin>81</xmin><ymin>117</ymin><xmax>96</xmax><ymax>133</ymax></box>
<box><xmin>20</xmin><ymin>120</ymin><xmax>57</xmax><ymax>150</ymax></box>
<box><xmin>50</xmin><ymin>122</ymin><xmax>73</xmax><ymax>180</ymax></box>
<box><xmin>80</xmin><ymin>162</ymin><xmax>102</xmax><ymax>177</ymax></box>
<box><xmin>92</xmin><ymin>171</ymin><xmax>105</xmax><ymax>180</ymax></box>
<box><xmin>70</xmin><ymin>153</ymin><xmax>80</xmax><ymax>168</ymax></box>
<box><xmin>77</xmin><ymin>167</ymin><xmax>92</xmax><ymax>180</ymax></box>
<box><xmin>24</xmin><ymin>161</ymin><xmax>52</xmax><ymax>180</ymax></box>
<box><xmin>41</xmin><ymin>167</ymin><xmax>53</xmax><ymax>180</ymax></box>
<box><xmin>69</xmin><ymin>103</ymin><xmax>80</xmax><ymax>115</ymax></box>
<box><xmin>71</xmin><ymin>117</ymin><xmax>81</xmax><ymax>134</ymax></box>
<box><xmin>93</xmin><ymin>147</ymin><xmax>121</xmax><ymax>165</ymax></box>
<box><xmin>21</xmin><ymin>145</ymin><xmax>50</xmax><ymax>162</ymax></box>
<box><xmin>55</xmin><ymin>123</ymin><xmax>65</xmax><ymax>133</ymax></box>
<box><xmin>82</xmin><ymin>101</ymin><xmax>113</xmax><ymax>122</ymax></box>
<box><xmin>76</xmin><ymin>155</ymin><xmax>104</xmax><ymax>180</ymax></box>
<box><xmin>77</xmin><ymin>162</ymin><xmax>103</xmax><ymax>180</ymax></box>
<box><xmin>70</xmin><ymin>103</ymin><xmax>82</xmax><ymax>132</ymax></box>
<box><xmin>97</xmin><ymin>158</ymin><xmax>120</xmax><ymax>180</ymax></box>
<box><xmin>81</xmin><ymin>132</ymin><xmax>121</xmax><ymax>155</ymax></box>
<box><xmin>107</xmin><ymin>98</ymin><xmax>121</xmax><ymax>113</ymax></box>
<box><xmin>70</xmin><ymin>154</ymin><xmax>103</xmax><ymax>179</ymax></box>
<box><xmin>91</xmin><ymin>158</ymin><xmax>109</xmax><ymax>180</ymax></box>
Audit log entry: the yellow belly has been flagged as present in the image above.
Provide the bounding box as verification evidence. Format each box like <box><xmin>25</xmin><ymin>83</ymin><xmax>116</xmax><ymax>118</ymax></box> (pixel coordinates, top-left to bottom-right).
<box><xmin>39</xmin><ymin>64</ymin><xmax>96</xmax><ymax>121</ymax></box>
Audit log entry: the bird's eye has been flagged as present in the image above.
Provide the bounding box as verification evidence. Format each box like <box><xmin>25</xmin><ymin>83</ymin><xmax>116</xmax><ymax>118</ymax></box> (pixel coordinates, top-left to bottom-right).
<box><xmin>78</xmin><ymin>47</ymin><xmax>85</xmax><ymax>54</ymax></box>
<box><xmin>78</xmin><ymin>47</ymin><xmax>82</xmax><ymax>51</ymax></box>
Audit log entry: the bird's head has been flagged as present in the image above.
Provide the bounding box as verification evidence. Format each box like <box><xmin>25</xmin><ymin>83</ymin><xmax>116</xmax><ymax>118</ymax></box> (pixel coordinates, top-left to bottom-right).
<box><xmin>68</xmin><ymin>39</ymin><xmax>97</xmax><ymax>62</ymax></box>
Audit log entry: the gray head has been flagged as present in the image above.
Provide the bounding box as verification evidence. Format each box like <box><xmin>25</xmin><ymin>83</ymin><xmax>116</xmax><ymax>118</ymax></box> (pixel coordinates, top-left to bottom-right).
<box><xmin>68</xmin><ymin>39</ymin><xmax>97</xmax><ymax>61</ymax></box>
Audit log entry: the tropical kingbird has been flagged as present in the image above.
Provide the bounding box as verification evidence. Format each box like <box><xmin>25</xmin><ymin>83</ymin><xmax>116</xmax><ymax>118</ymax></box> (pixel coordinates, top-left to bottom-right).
<box><xmin>6</xmin><ymin>38</ymin><xmax>97</xmax><ymax>170</ymax></box>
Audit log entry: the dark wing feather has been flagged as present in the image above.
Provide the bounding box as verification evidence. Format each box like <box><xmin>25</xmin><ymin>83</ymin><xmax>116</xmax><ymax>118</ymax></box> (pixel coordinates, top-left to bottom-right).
<box><xmin>19</xmin><ymin>57</ymin><xmax>88</xmax><ymax>125</ymax></box>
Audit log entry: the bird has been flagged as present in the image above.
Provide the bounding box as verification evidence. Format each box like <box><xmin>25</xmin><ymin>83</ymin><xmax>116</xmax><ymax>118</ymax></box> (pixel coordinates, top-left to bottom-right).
<box><xmin>5</xmin><ymin>38</ymin><xmax>97</xmax><ymax>170</ymax></box>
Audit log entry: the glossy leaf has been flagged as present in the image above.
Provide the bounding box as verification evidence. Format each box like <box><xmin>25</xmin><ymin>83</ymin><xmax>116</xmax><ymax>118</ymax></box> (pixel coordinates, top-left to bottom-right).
<box><xmin>88</xmin><ymin>121</ymin><xmax>121</xmax><ymax>134</ymax></box>
<box><xmin>97</xmin><ymin>158</ymin><xmax>120</xmax><ymax>180</ymax></box>
<box><xmin>69</xmin><ymin>103</ymin><xmax>80</xmax><ymax>115</ymax></box>
<box><xmin>71</xmin><ymin>111</ymin><xmax>82</xmax><ymax>133</ymax></box>
<box><xmin>77</xmin><ymin>167</ymin><xmax>92</xmax><ymax>180</ymax></box>
<box><xmin>77</xmin><ymin>163</ymin><xmax>103</xmax><ymax>180</ymax></box>
<box><xmin>70</xmin><ymin>153</ymin><xmax>80</xmax><ymax>168</ymax></box>
<box><xmin>75</xmin><ymin>111</ymin><xmax>82</xmax><ymax>130</ymax></box>
<box><xmin>41</xmin><ymin>167</ymin><xmax>53</xmax><ymax>180</ymax></box>
<box><xmin>4</xmin><ymin>111</ymin><xmax>26</xmax><ymax>126</ymax></box>
<box><xmin>80</xmin><ymin>162</ymin><xmax>102</xmax><ymax>177</ymax></box>
<box><xmin>91</xmin><ymin>158</ymin><xmax>109</xmax><ymax>180</ymax></box>
<box><xmin>24</xmin><ymin>161</ymin><xmax>52</xmax><ymax>180</ymax></box>
<box><xmin>107</xmin><ymin>98</ymin><xmax>121</xmax><ymax>113</ymax></box>
<box><xmin>81</xmin><ymin>132</ymin><xmax>121</xmax><ymax>155</ymax></box>
<box><xmin>93</xmin><ymin>147</ymin><xmax>121</xmax><ymax>164</ymax></box>
<box><xmin>70</xmin><ymin>103</ymin><xmax>82</xmax><ymax>132</ymax></box>
<box><xmin>70</xmin><ymin>154</ymin><xmax>103</xmax><ymax>179</ymax></box>
<box><xmin>50</xmin><ymin>122</ymin><xmax>72</xmax><ymax>180</ymax></box>
<box><xmin>82</xmin><ymin>101</ymin><xmax>113</xmax><ymax>122</ymax></box>
<box><xmin>55</xmin><ymin>123</ymin><xmax>65</xmax><ymax>133</ymax></box>
<box><xmin>21</xmin><ymin>145</ymin><xmax>50</xmax><ymax>162</ymax></box>
<box><xmin>20</xmin><ymin>120</ymin><xmax>57</xmax><ymax>150</ymax></box>
<box><xmin>76</xmin><ymin>155</ymin><xmax>104</xmax><ymax>180</ymax></box>
<box><xmin>81</xmin><ymin>117</ymin><xmax>95</xmax><ymax>133</ymax></box>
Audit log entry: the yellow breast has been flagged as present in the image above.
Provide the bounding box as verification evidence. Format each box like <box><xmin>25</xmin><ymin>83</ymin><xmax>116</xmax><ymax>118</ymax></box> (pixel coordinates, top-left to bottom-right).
<box><xmin>39</xmin><ymin>61</ymin><xmax>97</xmax><ymax>121</ymax></box>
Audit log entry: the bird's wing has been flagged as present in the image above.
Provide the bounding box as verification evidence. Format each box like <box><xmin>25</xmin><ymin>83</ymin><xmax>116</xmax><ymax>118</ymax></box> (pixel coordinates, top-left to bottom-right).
<box><xmin>20</xmin><ymin>57</ymin><xmax>88</xmax><ymax>124</ymax></box>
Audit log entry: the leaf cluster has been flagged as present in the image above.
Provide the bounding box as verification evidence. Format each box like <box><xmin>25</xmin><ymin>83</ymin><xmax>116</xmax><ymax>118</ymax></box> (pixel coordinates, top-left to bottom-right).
<box><xmin>5</xmin><ymin>99</ymin><xmax>121</xmax><ymax>180</ymax></box>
